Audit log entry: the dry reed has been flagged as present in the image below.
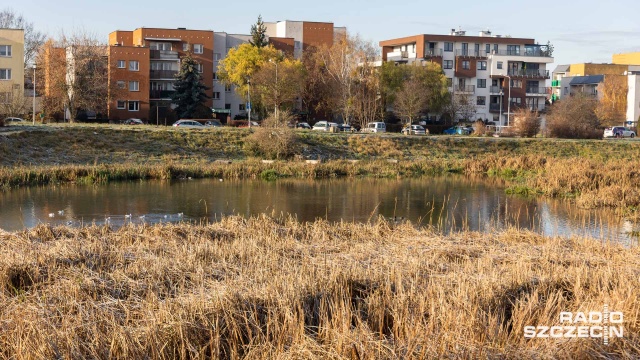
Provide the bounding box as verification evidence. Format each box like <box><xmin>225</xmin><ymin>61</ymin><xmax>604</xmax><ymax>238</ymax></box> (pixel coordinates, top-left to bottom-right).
<box><xmin>0</xmin><ymin>216</ymin><xmax>638</xmax><ymax>359</ymax></box>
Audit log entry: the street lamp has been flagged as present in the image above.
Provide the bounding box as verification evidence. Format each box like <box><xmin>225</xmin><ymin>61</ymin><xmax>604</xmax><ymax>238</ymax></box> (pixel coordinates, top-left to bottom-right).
<box><xmin>32</xmin><ymin>65</ymin><xmax>36</xmax><ymax>125</ymax></box>
<box><xmin>269</xmin><ymin>58</ymin><xmax>278</xmax><ymax>122</ymax></box>
<box><xmin>505</xmin><ymin>74</ymin><xmax>512</xmax><ymax>128</ymax></box>
<box><xmin>247</xmin><ymin>78</ymin><xmax>251</xmax><ymax>129</ymax></box>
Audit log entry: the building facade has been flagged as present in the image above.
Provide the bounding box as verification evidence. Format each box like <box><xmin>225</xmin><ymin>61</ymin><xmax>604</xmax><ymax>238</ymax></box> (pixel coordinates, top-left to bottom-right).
<box><xmin>212</xmin><ymin>32</ymin><xmax>252</xmax><ymax>120</ymax></box>
<box><xmin>264</xmin><ymin>20</ymin><xmax>346</xmax><ymax>59</ymax></box>
<box><xmin>108</xmin><ymin>28</ymin><xmax>214</xmax><ymax>123</ymax></box>
<box><xmin>0</xmin><ymin>28</ymin><xmax>25</xmax><ymax>112</ymax></box>
<box><xmin>379</xmin><ymin>29</ymin><xmax>553</xmax><ymax>126</ymax></box>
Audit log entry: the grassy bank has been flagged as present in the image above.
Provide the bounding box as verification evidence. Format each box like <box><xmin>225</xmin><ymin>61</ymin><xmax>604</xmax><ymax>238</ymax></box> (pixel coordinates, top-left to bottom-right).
<box><xmin>0</xmin><ymin>217</ymin><xmax>638</xmax><ymax>358</ymax></box>
<box><xmin>2</xmin><ymin>124</ymin><xmax>640</xmax><ymax>211</ymax></box>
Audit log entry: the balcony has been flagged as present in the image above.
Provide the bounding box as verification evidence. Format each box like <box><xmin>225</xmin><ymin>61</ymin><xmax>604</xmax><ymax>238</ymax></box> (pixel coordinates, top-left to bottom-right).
<box><xmin>150</xmin><ymin>90</ymin><xmax>175</xmax><ymax>99</ymax></box>
<box><xmin>490</xmin><ymin>86</ymin><xmax>503</xmax><ymax>94</ymax></box>
<box><xmin>489</xmin><ymin>103</ymin><xmax>503</xmax><ymax>113</ymax></box>
<box><xmin>424</xmin><ymin>48</ymin><xmax>443</xmax><ymax>57</ymax></box>
<box><xmin>150</xmin><ymin>70</ymin><xmax>178</xmax><ymax>79</ymax></box>
<box><xmin>455</xmin><ymin>49</ymin><xmax>487</xmax><ymax>57</ymax></box>
<box><xmin>150</xmin><ymin>50</ymin><xmax>179</xmax><ymax>60</ymax></box>
<box><xmin>525</xmin><ymin>87</ymin><xmax>551</xmax><ymax>96</ymax></box>
<box><xmin>386</xmin><ymin>50</ymin><xmax>416</xmax><ymax>61</ymax></box>
<box><xmin>455</xmin><ymin>85</ymin><xmax>475</xmax><ymax>94</ymax></box>
<box><xmin>508</xmin><ymin>69</ymin><xmax>550</xmax><ymax>79</ymax></box>
<box><xmin>490</xmin><ymin>49</ymin><xmax>552</xmax><ymax>58</ymax></box>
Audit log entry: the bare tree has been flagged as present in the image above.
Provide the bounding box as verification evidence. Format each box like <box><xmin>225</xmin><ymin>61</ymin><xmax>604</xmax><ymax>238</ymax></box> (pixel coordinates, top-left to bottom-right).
<box><xmin>513</xmin><ymin>108</ymin><xmax>541</xmax><ymax>137</ymax></box>
<box><xmin>0</xmin><ymin>8</ymin><xmax>46</xmax><ymax>67</ymax></box>
<box><xmin>394</xmin><ymin>78</ymin><xmax>428</xmax><ymax>124</ymax></box>
<box><xmin>0</xmin><ymin>81</ymin><xmax>28</xmax><ymax>117</ymax></box>
<box><xmin>444</xmin><ymin>93</ymin><xmax>476</xmax><ymax>123</ymax></box>
<box><xmin>595</xmin><ymin>75</ymin><xmax>627</xmax><ymax>127</ymax></box>
<box><xmin>251</xmin><ymin>57</ymin><xmax>305</xmax><ymax>124</ymax></box>
<box><xmin>37</xmin><ymin>32</ymin><xmax>112</xmax><ymax>122</ymax></box>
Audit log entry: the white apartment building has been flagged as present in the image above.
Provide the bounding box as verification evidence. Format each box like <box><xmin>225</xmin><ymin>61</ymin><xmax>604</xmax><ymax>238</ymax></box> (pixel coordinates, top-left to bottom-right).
<box><xmin>380</xmin><ymin>29</ymin><xmax>554</xmax><ymax>127</ymax></box>
<box><xmin>212</xmin><ymin>32</ymin><xmax>251</xmax><ymax>120</ymax></box>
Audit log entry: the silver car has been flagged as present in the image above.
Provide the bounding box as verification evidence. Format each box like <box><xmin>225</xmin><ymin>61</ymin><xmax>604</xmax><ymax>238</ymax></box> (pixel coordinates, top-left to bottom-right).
<box><xmin>402</xmin><ymin>124</ymin><xmax>427</xmax><ymax>135</ymax></box>
<box><xmin>603</xmin><ymin>126</ymin><xmax>636</xmax><ymax>138</ymax></box>
<box><xmin>172</xmin><ymin>120</ymin><xmax>205</xmax><ymax>129</ymax></box>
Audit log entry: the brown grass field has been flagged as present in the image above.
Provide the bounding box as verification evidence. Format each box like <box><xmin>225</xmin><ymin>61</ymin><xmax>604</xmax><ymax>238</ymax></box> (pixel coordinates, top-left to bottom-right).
<box><xmin>0</xmin><ymin>216</ymin><xmax>638</xmax><ymax>359</ymax></box>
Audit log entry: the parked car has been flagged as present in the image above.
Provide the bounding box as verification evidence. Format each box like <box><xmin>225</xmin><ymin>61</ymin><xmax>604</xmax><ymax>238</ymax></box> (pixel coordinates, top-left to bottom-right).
<box><xmin>123</xmin><ymin>118</ymin><xmax>144</xmax><ymax>125</ymax></box>
<box><xmin>296</xmin><ymin>122</ymin><xmax>311</xmax><ymax>129</ymax></box>
<box><xmin>172</xmin><ymin>120</ymin><xmax>205</xmax><ymax>129</ymax></box>
<box><xmin>3</xmin><ymin>117</ymin><xmax>25</xmax><ymax>124</ymax></box>
<box><xmin>205</xmin><ymin>120</ymin><xmax>223</xmax><ymax>127</ymax></box>
<box><xmin>238</xmin><ymin>121</ymin><xmax>260</xmax><ymax>128</ymax></box>
<box><xmin>363</xmin><ymin>122</ymin><xmax>386</xmax><ymax>133</ymax></box>
<box><xmin>604</xmin><ymin>126</ymin><xmax>636</xmax><ymax>138</ymax></box>
<box><xmin>337</xmin><ymin>124</ymin><xmax>352</xmax><ymax>132</ymax></box>
<box><xmin>312</xmin><ymin>121</ymin><xmax>338</xmax><ymax>131</ymax></box>
<box><xmin>443</xmin><ymin>126</ymin><xmax>473</xmax><ymax>135</ymax></box>
<box><xmin>402</xmin><ymin>124</ymin><xmax>427</xmax><ymax>135</ymax></box>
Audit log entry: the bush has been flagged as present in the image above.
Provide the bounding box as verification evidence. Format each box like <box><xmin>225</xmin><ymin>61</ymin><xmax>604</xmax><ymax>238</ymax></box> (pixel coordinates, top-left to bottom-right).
<box><xmin>472</xmin><ymin>120</ymin><xmax>486</xmax><ymax>136</ymax></box>
<box><xmin>513</xmin><ymin>109</ymin><xmax>541</xmax><ymax>138</ymax></box>
<box><xmin>244</xmin><ymin>111</ymin><xmax>299</xmax><ymax>159</ymax></box>
<box><xmin>547</xmin><ymin>95</ymin><xmax>602</xmax><ymax>139</ymax></box>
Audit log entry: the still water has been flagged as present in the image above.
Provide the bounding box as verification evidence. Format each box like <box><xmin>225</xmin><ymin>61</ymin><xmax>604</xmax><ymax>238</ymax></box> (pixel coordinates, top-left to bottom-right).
<box><xmin>0</xmin><ymin>177</ymin><xmax>636</xmax><ymax>244</ymax></box>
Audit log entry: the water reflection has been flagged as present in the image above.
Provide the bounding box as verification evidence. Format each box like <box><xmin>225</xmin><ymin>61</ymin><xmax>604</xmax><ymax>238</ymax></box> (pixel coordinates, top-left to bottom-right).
<box><xmin>0</xmin><ymin>177</ymin><xmax>636</xmax><ymax>245</ymax></box>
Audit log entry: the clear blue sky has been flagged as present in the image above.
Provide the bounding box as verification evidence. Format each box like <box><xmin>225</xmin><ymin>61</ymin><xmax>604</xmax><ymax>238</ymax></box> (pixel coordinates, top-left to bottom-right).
<box><xmin>8</xmin><ymin>0</ymin><xmax>640</xmax><ymax>69</ymax></box>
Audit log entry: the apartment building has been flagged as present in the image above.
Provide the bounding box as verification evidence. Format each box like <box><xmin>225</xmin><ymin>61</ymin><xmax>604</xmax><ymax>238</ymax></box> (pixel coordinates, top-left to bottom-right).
<box><xmin>108</xmin><ymin>28</ymin><xmax>214</xmax><ymax>122</ymax></box>
<box><xmin>212</xmin><ymin>32</ymin><xmax>252</xmax><ymax>120</ymax></box>
<box><xmin>264</xmin><ymin>20</ymin><xmax>346</xmax><ymax>59</ymax></box>
<box><xmin>0</xmin><ymin>28</ymin><xmax>25</xmax><ymax>111</ymax></box>
<box><xmin>551</xmin><ymin>63</ymin><xmax>633</xmax><ymax>100</ymax></box>
<box><xmin>380</xmin><ymin>29</ymin><xmax>553</xmax><ymax>126</ymax></box>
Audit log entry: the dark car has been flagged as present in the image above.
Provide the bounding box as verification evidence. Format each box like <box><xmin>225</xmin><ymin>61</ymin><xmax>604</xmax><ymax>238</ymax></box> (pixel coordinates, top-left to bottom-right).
<box><xmin>123</xmin><ymin>118</ymin><xmax>144</xmax><ymax>125</ymax></box>
<box><xmin>296</xmin><ymin>122</ymin><xmax>312</xmax><ymax>129</ymax></box>
<box><xmin>337</xmin><ymin>124</ymin><xmax>352</xmax><ymax>132</ymax></box>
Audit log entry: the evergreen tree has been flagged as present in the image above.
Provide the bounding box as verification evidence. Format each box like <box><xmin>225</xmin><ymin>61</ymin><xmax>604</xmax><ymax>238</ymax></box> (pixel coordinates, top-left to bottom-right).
<box><xmin>171</xmin><ymin>54</ymin><xmax>210</xmax><ymax>119</ymax></box>
<box><xmin>249</xmin><ymin>15</ymin><xmax>268</xmax><ymax>48</ymax></box>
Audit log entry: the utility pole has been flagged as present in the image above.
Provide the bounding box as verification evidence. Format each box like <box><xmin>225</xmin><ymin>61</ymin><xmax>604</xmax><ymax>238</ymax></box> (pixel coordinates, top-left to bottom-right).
<box><xmin>32</xmin><ymin>65</ymin><xmax>36</xmax><ymax>125</ymax></box>
<box><xmin>247</xmin><ymin>78</ymin><xmax>252</xmax><ymax>128</ymax></box>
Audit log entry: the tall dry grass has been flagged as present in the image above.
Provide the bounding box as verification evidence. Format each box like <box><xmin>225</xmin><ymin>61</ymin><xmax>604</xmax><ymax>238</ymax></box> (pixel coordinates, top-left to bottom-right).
<box><xmin>0</xmin><ymin>216</ymin><xmax>638</xmax><ymax>359</ymax></box>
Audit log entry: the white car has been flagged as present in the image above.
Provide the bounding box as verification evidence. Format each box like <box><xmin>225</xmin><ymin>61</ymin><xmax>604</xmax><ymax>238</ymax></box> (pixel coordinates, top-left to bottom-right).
<box><xmin>3</xmin><ymin>117</ymin><xmax>26</xmax><ymax>124</ymax></box>
<box><xmin>604</xmin><ymin>126</ymin><xmax>636</xmax><ymax>138</ymax></box>
<box><xmin>363</xmin><ymin>122</ymin><xmax>386</xmax><ymax>133</ymax></box>
<box><xmin>172</xmin><ymin>120</ymin><xmax>205</xmax><ymax>129</ymax></box>
<box><xmin>402</xmin><ymin>124</ymin><xmax>427</xmax><ymax>135</ymax></box>
<box><xmin>312</xmin><ymin>120</ymin><xmax>338</xmax><ymax>131</ymax></box>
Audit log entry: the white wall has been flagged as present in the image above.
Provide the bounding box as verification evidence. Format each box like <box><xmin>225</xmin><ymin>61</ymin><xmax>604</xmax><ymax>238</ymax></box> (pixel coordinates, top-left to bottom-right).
<box><xmin>627</xmin><ymin>74</ymin><xmax>640</xmax><ymax>125</ymax></box>
<box><xmin>212</xmin><ymin>32</ymin><xmax>252</xmax><ymax>120</ymax></box>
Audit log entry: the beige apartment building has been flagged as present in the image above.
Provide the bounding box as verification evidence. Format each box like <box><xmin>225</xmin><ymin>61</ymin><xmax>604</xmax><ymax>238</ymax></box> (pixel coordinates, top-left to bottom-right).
<box><xmin>0</xmin><ymin>28</ymin><xmax>25</xmax><ymax>113</ymax></box>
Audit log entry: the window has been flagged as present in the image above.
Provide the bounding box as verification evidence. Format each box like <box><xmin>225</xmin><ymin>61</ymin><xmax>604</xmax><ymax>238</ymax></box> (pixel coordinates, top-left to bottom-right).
<box><xmin>462</xmin><ymin>61</ymin><xmax>470</xmax><ymax>70</ymax></box>
<box><xmin>507</xmin><ymin>45</ymin><xmax>520</xmax><ymax>55</ymax></box>
<box><xmin>510</xmin><ymin>79</ymin><xmax>522</xmax><ymax>88</ymax></box>
<box><xmin>213</xmin><ymin>72</ymin><xmax>218</xmax><ymax>80</ymax></box>
<box><xmin>239</xmin><ymin>104</ymin><xmax>246</xmax><ymax>111</ymax></box>
<box><xmin>117</xmin><ymin>100</ymin><xmax>126</xmax><ymax>109</ymax></box>
<box><xmin>461</xmin><ymin>43</ymin><xmax>468</xmax><ymax>56</ymax></box>
<box><xmin>477</xmin><ymin>79</ymin><xmax>486</xmax><ymax>88</ymax></box>
<box><xmin>225</xmin><ymin>84</ymin><xmax>231</xmax><ymax>92</ymax></box>
<box><xmin>510</xmin><ymin>97</ymin><xmax>522</xmax><ymax>105</ymax></box>
<box><xmin>129</xmin><ymin>81</ymin><xmax>139</xmax><ymax>91</ymax></box>
<box><xmin>294</xmin><ymin>41</ymin><xmax>302</xmax><ymax>49</ymax></box>
<box><xmin>224</xmin><ymin>103</ymin><xmax>231</xmax><ymax>110</ymax></box>
<box><xmin>444</xmin><ymin>42</ymin><xmax>453</xmax><ymax>52</ymax></box>
<box><xmin>477</xmin><ymin>96</ymin><xmax>486</xmax><ymax>105</ymax></box>
<box><xmin>212</xmin><ymin>92</ymin><xmax>220</xmax><ymax>99</ymax></box>
<box><xmin>497</xmin><ymin>61</ymin><xmax>503</xmax><ymax>69</ymax></box>
<box><xmin>129</xmin><ymin>60</ymin><xmax>139</xmax><ymax>71</ymax></box>
<box><xmin>183</xmin><ymin>43</ymin><xmax>190</xmax><ymax>52</ymax></box>
<box><xmin>194</xmin><ymin>44</ymin><xmax>203</xmax><ymax>54</ymax></box>
<box><xmin>195</xmin><ymin>63</ymin><xmax>203</xmax><ymax>72</ymax></box>
<box><xmin>477</xmin><ymin>61</ymin><xmax>487</xmax><ymax>70</ymax></box>
<box><xmin>149</xmin><ymin>42</ymin><xmax>171</xmax><ymax>51</ymax></box>
<box><xmin>0</xmin><ymin>69</ymin><xmax>11</xmax><ymax>80</ymax></box>
<box><xmin>493</xmin><ymin>44</ymin><xmax>498</xmax><ymax>53</ymax></box>
<box><xmin>443</xmin><ymin>60</ymin><xmax>453</xmax><ymax>69</ymax></box>
<box><xmin>214</xmin><ymin>53</ymin><xmax>222</xmax><ymax>61</ymax></box>
<box><xmin>485</xmin><ymin>44</ymin><xmax>490</xmax><ymax>55</ymax></box>
<box><xmin>128</xmin><ymin>101</ymin><xmax>139</xmax><ymax>111</ymax></box>
<box><xmin>117</xmin><ymin>80</ymin><xmax>125</xmax><ymax>89</ymax></box>
<box><xmin>116</xmin><ymin>60</ymin><xmax>125</xmax><ymax>68</ymax></box>
<box><xmin>0</xmin><ymin>45</ymin><xmax>11</xmax><ymax>57</ymax></box>
<box><xmin>446</xmin><ymin>77</ymin><xmax>453</xmax><ymax>87</ymax></box>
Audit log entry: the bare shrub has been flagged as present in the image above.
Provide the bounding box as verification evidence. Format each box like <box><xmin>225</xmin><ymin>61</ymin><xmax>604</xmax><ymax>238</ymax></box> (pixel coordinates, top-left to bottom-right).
<box><xmin>245</xmin><ymin>111</ymin><xmax>299</xmax><ymax>159</ymax></box>
<box><xmin>472</xmin><ymin>120</ymin><xmax>486</xmax><ymax>136</ymax></box>
<box><xmin>513</xmin><ymin>109</ymin><xmax>541</xmax><ymax>138</ymax></box>
<box><xmin>547</xmin><ymin>94</ymin><xmax>602</xmax><ymax>139</ymax></box>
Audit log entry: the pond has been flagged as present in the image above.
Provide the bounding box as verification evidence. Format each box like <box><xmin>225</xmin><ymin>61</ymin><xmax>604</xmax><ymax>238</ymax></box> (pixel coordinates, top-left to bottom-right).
<box><xmin>0</xmin><ymin>177</ymin><xmax>636</xmax><ymax>245</ymax></box>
